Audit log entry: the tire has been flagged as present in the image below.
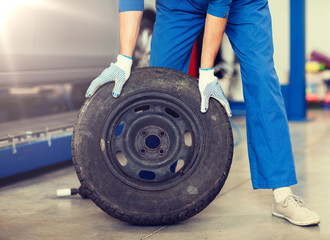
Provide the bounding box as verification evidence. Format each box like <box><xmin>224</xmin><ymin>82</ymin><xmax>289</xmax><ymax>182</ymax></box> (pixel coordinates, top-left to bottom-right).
<box><xmin>72</xmin><ymin>67</ymin><xmax>233</xmax><ymax>225</ymax></box>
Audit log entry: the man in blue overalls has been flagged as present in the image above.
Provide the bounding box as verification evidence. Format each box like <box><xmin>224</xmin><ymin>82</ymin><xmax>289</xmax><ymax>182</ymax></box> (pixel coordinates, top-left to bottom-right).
<box><xmin>86</xmin><ymin>0</ymin><xmax>320</xmax><ymax>226</ymax></box>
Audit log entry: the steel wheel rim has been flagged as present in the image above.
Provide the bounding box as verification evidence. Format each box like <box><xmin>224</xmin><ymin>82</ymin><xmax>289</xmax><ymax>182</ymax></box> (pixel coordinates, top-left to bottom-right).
<box><xmin>101</xmin><ymin>91</ymin><xmax>204</xmax><ymax>191</ymax></box>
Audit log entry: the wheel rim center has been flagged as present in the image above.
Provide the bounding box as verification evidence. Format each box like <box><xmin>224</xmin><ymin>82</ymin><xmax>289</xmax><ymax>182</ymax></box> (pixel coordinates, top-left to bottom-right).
<box><xmin>145</xmin><ymin>135</ymin><xmax>161</xmax><ymax>150</ymax></box>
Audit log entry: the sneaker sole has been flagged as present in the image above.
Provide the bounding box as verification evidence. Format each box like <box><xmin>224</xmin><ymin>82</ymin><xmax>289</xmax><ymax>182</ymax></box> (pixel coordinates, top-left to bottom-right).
<box><xmin>272</xmin><ymin>211</ymin><xmax>320</xmax><ymax>226</ymax></box>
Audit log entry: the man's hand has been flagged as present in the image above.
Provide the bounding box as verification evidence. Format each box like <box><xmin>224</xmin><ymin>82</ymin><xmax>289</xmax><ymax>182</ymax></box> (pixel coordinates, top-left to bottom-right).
<box><xmin>85</xmin><ymin>54</ymin><xmax>133</xmax><ymax>98</ymax></box>
<box><xmin>199</xmin><ymin>68</ymin><xmax>232</xmax><ymax>117</ymax></box>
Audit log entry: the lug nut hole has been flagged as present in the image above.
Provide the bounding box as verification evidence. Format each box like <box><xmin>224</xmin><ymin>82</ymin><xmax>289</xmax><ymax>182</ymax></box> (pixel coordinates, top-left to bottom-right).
<box><xmin>140</xmin><ymin>130</ymin><xmax>148</xmax><ymax>136</ymax></box>
<box><xmin>140</xmin><ymin>148</ymin><xmax>147</xmax><ymax>154</ymax></box>
<box><xmin>159</xmin><ymin>131</ymin><xmax>166</xmax><ymax>137</ymax></box>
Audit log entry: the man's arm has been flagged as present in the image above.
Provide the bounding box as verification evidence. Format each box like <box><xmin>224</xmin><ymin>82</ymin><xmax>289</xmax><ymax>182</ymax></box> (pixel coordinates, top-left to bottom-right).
<box><xmin>118</xmin><ymin>0</ymin><xmax>144</xmax><ymax>57</ymax></box>
<box><xmin>200</xmin><ymin>13</ymin><xmax>227</xmax><ymax>69</ymax></box>
<box><xmin>119</xmin><ymin>11</ymin><xmax>143</xmax><ymax>58</ymax></box>
<box><xmin>198</xmin><ymin>13</ymin><xmax>231</xmax><ymax>117</ymax></box>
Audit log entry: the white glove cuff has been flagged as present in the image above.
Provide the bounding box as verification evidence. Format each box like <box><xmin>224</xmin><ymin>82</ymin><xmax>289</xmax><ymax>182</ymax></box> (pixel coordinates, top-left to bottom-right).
<box><xmin>115</xmin><ymin>54</ymin><xmax>133</xmax><ymax>75</ymax></box>
<box><xmin>199</xmin><ymin>68</ymin><xmax>217</xmax><ymax>87</ymax></box>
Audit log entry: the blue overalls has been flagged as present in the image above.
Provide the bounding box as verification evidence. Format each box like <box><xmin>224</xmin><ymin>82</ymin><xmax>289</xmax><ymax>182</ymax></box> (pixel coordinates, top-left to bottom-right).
<box><xmin>119</xmin><ymin>0</ymin><xmax>298</xmax><ymax>189</ymax></box>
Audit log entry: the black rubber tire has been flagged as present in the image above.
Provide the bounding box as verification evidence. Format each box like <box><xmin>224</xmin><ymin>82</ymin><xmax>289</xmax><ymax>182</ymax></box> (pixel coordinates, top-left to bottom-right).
<box><xmin>72</xmin><ymin>67</ymin><xmax>233</xmax><ymax>225</ymax></box>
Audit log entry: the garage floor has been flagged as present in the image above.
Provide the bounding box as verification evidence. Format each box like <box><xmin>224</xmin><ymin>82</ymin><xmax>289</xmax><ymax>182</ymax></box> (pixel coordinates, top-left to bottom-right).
<box><xmin>0</xmin><ymin>110</ymin><xmax>329</xmax><ymax>240</ymax></box>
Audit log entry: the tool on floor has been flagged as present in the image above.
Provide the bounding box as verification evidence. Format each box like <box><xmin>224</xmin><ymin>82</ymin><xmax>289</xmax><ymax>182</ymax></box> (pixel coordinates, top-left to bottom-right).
<box><xmin>56</xmin><ymin>185</ymin><xmax>89</xmax><ymax>198</ymax></box>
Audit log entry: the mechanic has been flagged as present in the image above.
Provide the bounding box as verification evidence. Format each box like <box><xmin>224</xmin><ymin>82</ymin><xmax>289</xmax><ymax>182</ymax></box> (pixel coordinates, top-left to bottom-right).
<box><xmin>85</xmin><ymin>0</ymin><xmax>320</xmax><ymax>226</ymax></box>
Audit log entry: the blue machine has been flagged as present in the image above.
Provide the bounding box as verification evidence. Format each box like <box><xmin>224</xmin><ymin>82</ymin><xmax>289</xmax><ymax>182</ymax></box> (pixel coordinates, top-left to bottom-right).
<box><xmin>0</xmin><ymin>112</ymin><xmax>76</xmax><ymax>179</ymax></box>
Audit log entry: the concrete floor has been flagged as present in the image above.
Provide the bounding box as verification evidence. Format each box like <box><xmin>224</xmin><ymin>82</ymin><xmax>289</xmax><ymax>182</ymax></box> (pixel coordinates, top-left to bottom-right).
<box><xmin>0</xmin><ymin>110</ymin><xmax>329</xmax><ymax>240</ymax></box>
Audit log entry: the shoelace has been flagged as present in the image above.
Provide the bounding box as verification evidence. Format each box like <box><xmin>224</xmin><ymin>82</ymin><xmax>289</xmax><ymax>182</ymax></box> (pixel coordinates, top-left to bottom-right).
<box><xmin>283</xmin><ymin>194</ymin><xmax>308</xmax><ymax>208</ymax></box>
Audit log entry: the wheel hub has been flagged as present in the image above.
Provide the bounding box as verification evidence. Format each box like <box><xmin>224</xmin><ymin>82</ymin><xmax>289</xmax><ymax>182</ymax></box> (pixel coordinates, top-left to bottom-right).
<box><xmin>136</xmin><ymin>126</ymin><xmax>169</xmax><ymax>159</ymax></box>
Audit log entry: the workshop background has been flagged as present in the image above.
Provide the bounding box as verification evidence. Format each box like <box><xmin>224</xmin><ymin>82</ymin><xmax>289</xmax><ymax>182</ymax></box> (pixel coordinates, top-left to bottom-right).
<box><xmin>0</xmin><ymin>0</ymin><xmax>329</xmax><ymax>239</ymax></box>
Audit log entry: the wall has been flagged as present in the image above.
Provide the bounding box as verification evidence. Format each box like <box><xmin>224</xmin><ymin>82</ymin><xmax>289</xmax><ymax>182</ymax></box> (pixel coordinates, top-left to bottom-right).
<box><xmin>269</xmin><ymin>0</ymin><xmax>330</xmax><ymax>85</ymax></box>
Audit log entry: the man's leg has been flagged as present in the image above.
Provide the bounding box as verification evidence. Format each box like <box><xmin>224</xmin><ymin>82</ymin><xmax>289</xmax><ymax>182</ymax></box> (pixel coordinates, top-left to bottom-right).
<box><xmin>226</xmin><ymin>0</ymin><xmax>319</xmax><ymax>226</ymax></box>
<box><xmin>149</xmin><ymin>1</ymin><xmax>207</xmax><ymax>73</ymax></box>
<box><xmin>226</xmin><ymin>0</ymin><xmax>297</xmax><ymax>189</ymax></box>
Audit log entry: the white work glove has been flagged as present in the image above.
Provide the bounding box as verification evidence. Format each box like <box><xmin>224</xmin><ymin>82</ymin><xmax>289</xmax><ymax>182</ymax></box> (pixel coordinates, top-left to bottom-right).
<box><xmin>85</xmin><ymin>54</ymin><xmax>133</xmax><ymax>98</ymax></box>
<box><xmin>198</xmin><ymin>67</ymin><xmax>232</xmax><ymax>117</ymax></box>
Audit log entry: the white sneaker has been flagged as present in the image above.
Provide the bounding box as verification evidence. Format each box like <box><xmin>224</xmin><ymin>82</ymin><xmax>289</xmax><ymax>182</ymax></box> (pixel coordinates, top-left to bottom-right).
<box><xmin>272</xmin><ymin>194</ymin><xmax>320</xmax><ymax>226</ymax></box>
